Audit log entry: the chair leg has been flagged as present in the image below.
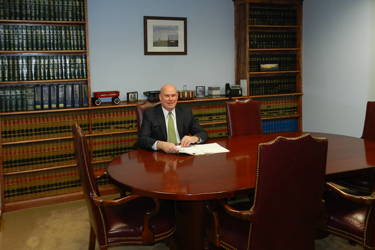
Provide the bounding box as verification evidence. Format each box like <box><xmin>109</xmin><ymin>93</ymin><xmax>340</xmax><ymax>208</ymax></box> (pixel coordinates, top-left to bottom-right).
<box><xmin>88</xmin><ymin>225</ymin><xmax>96</xmax><ymax>250</ymax></box>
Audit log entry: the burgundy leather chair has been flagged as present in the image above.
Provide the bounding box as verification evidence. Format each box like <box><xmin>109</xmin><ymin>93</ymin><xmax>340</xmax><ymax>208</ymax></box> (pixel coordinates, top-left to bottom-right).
<box><xmin>136</xmin><ymin>101</ymin><xmax>160</xmax><ymax>133</ymax></box>
<box><xmin>324</xmin><ymin>179</ymin><xmax>375</xmax><ymax>249</ymax></box>
<box><xmin>226</xmin><ymin>99</ymin><xmax>262</xmax><ymax>137</ymax></box>
<box><xmin>72</xmin><ymin>123</ymin><xmax>176</xmax><ymax>250</ymax></box>
<box><xmin>205</xmin><ymin>134</ymin><xmax>328</xmax><ymax>250</ymax></box>
<box><xmin>334</xmin><ymin>101</ymin><xmax>375</xmax><ymax>194</ymax></box>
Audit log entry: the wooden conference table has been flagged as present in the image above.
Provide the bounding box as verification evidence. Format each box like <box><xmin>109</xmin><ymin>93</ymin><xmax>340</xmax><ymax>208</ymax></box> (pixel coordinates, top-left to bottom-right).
<box><xmin>107</xmin><ymin>132</ymin><xmax>375</xmax><ymax>250</ymax></box>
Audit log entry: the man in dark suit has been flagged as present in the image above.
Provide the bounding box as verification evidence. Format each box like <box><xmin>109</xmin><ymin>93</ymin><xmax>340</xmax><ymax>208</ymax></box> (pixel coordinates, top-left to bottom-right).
<box><xmin>138</xmin><ymin>84</ymin><xmax>209</xmax><ymax>154</ymax></box>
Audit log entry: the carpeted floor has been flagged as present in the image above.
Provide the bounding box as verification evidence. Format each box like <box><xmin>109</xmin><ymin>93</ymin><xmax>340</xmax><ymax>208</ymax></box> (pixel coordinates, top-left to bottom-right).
<box><xmin>0</xmin><ymin>195</ymin><xmax>364</xmax><ymax>250</ymax></box>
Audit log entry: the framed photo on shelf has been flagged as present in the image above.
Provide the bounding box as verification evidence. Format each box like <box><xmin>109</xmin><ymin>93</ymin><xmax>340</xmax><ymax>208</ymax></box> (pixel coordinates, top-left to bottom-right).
<box><xmin>195</xmin><ymin>86</ymin><xmax>205</xmax><ymax>98</ymax></box>
<box><xmin>127</xmin><ymin>92</ymin><xmax>138</xmax><ymax>103</ymax></box>
<box><xmin>144</xmin><ymin>16</ymin><xmax>187</xmax><ymax>55</ymax></box>
<box><xmin>260</xmin><ymin>63</ymin><xmax>279</xmax><ymax>72</ymax></box>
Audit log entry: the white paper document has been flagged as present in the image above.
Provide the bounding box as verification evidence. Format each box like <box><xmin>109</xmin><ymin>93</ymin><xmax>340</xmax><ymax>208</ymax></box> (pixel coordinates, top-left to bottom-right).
<box><xmin>176</xmin><ymin>143</ymin><xmax>230</xmax><ymax>155</ymax></box>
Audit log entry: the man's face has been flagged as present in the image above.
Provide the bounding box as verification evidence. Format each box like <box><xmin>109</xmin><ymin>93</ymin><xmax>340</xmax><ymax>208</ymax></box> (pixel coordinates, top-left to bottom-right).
<box><xmin>160</xmin><ymin>86</ymin><xmax>178</xmax><ymax>112</ymax></box>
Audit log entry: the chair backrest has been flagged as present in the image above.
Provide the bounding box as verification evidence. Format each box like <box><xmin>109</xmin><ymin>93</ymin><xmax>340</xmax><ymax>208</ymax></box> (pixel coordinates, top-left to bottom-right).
<box><xmin>362</xmin><ymin>101</ymin><xmax>375</xmax><ymax>141</ymax></box>
<box><xmin>226</xmin><ymin>99</ymin><xmax>262</xmax><ymax>137</ymax></box>
<box><xmin>72</xmin><ymin>123</ymin><xmax>106</xmax><ymax>242</ymax></box>
<box><xmin>249</xmin><ymin>134</ymin><xmax>328</xmax><ymax>250</ymax></box>
<box><xmin>136</xmin><ymin>101</ymin><xmax>160</xmax><ymax>133</ymax></box>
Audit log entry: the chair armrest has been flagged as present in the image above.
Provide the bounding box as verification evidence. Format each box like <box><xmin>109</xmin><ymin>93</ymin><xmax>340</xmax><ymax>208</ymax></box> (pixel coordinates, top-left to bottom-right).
<box><xmin>93</xmin><ymin>194</ymin><xmax>142</xmax><ymax>207</ymax></box>
<box><xmin>326</xmin><ymin>182</ymin><xmax>375</xmax><ymax>206</ymax></box>
<box><xmin>94</xmin><ymin>168</ymin><xmax>107</xmax><ymax>179</ymax></box>
<box><xmin>218</xmin><ymin>199</ymin><xmax>252</xmax><ymax>222</ymax></box>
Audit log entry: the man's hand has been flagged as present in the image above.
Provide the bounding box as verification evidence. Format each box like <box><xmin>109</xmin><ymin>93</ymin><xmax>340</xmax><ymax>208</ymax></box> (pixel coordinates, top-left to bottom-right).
<box><xmin>180</xmin><ymin>135</ymin><xmax>199</xmax><ymax>148</ymax></box>
<box><xmin>157</xmin><ymin>141</ymin><xmax>179</xmax><ymax>154</ymax></box>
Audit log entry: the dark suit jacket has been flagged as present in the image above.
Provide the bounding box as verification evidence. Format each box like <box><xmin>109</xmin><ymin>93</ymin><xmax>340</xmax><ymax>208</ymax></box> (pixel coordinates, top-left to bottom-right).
<box><xmin>137</xmin><ymin>104</ymin><xmax>209</xmax><ymax>150</ymax></box>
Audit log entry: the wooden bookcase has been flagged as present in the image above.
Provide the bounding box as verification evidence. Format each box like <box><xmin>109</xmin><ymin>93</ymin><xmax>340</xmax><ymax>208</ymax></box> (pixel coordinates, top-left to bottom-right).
<box><xmin>232</xmin><ymin>0</ymin><xmax>303</xmax><ymax>133</ymax></box>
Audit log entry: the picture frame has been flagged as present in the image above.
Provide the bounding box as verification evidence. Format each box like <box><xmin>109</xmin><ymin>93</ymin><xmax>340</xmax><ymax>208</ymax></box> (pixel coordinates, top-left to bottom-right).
<box><xmin>144</xmin><ymin>16</ymin><xmax>187</xmax><ymax>55</ymax></box>
<box><xmin>127</xmin><ymin>92</ymin><xmax>138</xmax><ymax>103</ymax></box>
<box><xmin>260</xmin><ymin>63</ymin><xmax>279</xmax><ymax>72</ymax></box>
<box><xmin>195</xmin><ymin>86</ymin><xmax>205</xmax><ymax>98</ymax></box>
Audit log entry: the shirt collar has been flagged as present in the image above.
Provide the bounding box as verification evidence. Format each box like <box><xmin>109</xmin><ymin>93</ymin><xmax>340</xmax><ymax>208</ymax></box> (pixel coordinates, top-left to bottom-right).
<box><xmin>161</xmin><ymin>107</ymin><xmax>176</xmax><ymax>119</ymax></box>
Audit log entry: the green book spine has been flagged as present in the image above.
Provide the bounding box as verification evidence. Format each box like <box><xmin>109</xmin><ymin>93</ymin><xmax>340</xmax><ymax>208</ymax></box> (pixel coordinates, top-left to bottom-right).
<box><xmin>39</xmin><ymin>55</ymin><xmax>44</xmax><ymax>80</ymax></box>
<box><xmin>36</xmin><ymin>26</ymin><xmax>42</xmax><ymax>50</ymax></box>
<box><xmin>3</xmin><ymin>56</ymin><xmax>8</xmax><ymax>81</ymax></box>
<box><xmin>44</xmin><ymin>25</ymin><xmax>50</xmax><ymax>50</ymax></box>
<box><xmin>4</xmin><ymin>25</ymin><xmax>9</xmax><ymax>50</ymax></box>
<box><xmin>21</xmin><ymin>25</ymin><xmax>26</xmax><ymax>50</ymax></box>
<box><xmin>21</xmin><ymin>84</ymin><xmax>27</xmax><ymax>111</ymax></box>
<box><xmin>30</xmin><ymin>56</ymin><xmax>36</xmax><ymax>80</ymax></box>
<box><xmin>72</xmin><ymin>26</ymin><xmax>77</xmax><ymax>50</ymax></box>
<box><xmin>35</xmin><ymin>56</ymin><xmax>40</xmax><ymax>80</ymax></box>
<box><xmin>61</xmin><ymin>26</ymin><xmax>66</xmax><ymax>50</ymax></box>
<box><xmin>0</xmin><ymin>86</ymin><xmax>5</xmax><ymax>112</ymax></box>
<box><xmin>15</xmin><ymin>0</ymin><xmax>21</xmax><ymax>20</ymax></box>
<box><xmin>34</xmin><ymin>85</ymin><xmax>42</xmax><ymax>110</ymax></box>
<box><xmin>4</xmin><ymin>0</ymin><xmax>9</xmax><ymax>20</ymax></box>
<box><xmin>76</xmin><ymin>55</ymin><xmax>82</xmax><ymax>79</ymax></box>
<box><xmin>21</xmin><ymin>56</ymin><xmax>27</xmax><ymax>80</ymax></box>
<box><xmin>57</xmin><ymin>55</ymin><xmax>62</xmax><ymax>79</ymax></box>
<box><xmin>82</xmin><ymin>54</ymin><xmax>86</xmax><ymax>79</ymax></box>
<box><xmin>0</xmin><ymin>57</ymin><xmax>2</xmax><ymax>81</ymax></box>
<box><xmin>67</xmin><ymin>0</ymin><xmax>72</xmax><ymax>21</ymax></box>
<box><xmin>8</xmin><ymin>55</ymin><xmax>13</xmax><ymax>81</ymax></box>
<box><xmin>72</xmin><ymin>0</ymin><xmax>77</xmax><ymax>21</ymax></box>
<box><xmin>9</xmin><ymin>0</ymin><xmax>14</xmax><ymax>20</ymax></box>
<box><xmin>54</xmin><ymin>0</ymin><xmax>59</xmax><ymax>21</ymax></box>
<box><xmin>26</xmin><ymin>26</ymin><xmax>31</xmax><ymax>50</ymax></box>
<box><xmin>8</xmin><ymin>25</ymin><xmax>14</xmax><ymax>50</ymax></box>
<box><xmin>0</xmin><ymin>25</ymin><xmax>4</xmax><ymax>50</ymax></box>
<box><xmin>43</xmin><ymin>55</ymin><xmax>49</xmax><ymax>79</ymax></box>
<box><xmin>31</xmin><ymin>26</ymin><xmax>37</xmax><ymax>50</ymax></box>
<box><xmin>49</xmin><ymin>0</ymin><xmax>54</xmax><ymax>21</ymax></box>
<box><xmin>25</xmin><ymin>0</ymin><xmax>31</xmax><ymax>20</ymax></box>
<box><xmin>13</xmin><ymin>25</ymin><xmax>20</xmax><ymax>51</ymax></box>
<box><xmin>4</xmin><ymin>85</ymin><xmax>10</xmax><ymax>112</ymax></box>
<box><xmin>41</xmin><ymin>25</ymin><xmax>45</xmax><ymax>50</ymax></box>
<box><xmin>20</xmin><ymin>0</ymin><xmax>26</xmax><ymax>20</ymax></box>
<box><xmin>9</xmin><ymin>86</ymin><xmax>16</xmax><ymax>111</ymax></box>
<box><xmin>79</xmin><ymin>0</ymin><xmax>84</xmax><ymax>21</ymax></box>
<box><xmin>15</xmin><ymin>85</ymin><xmax>22</xmax><ymax>111</ymax></box>
<box><xmin>0</xmin><ymin>0</ymin><xmax>4</xmax><ymax>20</ymax></box>
<box><xmin>65</xmin><ymin>25</ymin><xmax>70</xmax><ymax>50</ymax></box>
<box><xmin>38</xmin><ymin>0</ymin><xmax>44</xmax><ymax>20</ymax></box>
<box><xmin>13</xmin><ymin>55</ymin><xmax>19</xmax><ymax>81</ymax></box>
<box><xmin>70</xmin><ymin>55</ymin><xmax>75</xmax><ymax>79</ymax></box>
<box><xmin>52</xmin><ymin>25</ymin><xmax>57</xmax><ymax>50</ymax></box>
<box><xmin>64</xmin><ymin>54</ymin><xmax>70</xmax><ymax>79</ymax></box>
<box><xmin>56</xmin><ymin>26</ymin><xmax>61</xmax><ymax>50</ymax></box>
<box><xmin>30</xmin><ymin>0</ymin><xmax>35</xmax><ymax>20</ymax></box>
<box><xmin>48</xmin><ymin>55</ymin><xmax>54</xmax><ymax>80</ymax></box>
<box><xmin>53</xmin><ymin>55</ymin><xmax>58</xmax><ymax>80</ymax></box>
<box><xmin>60</xmin><ymin>55</ymin><xmax>65</xmax><ymax>79</ymax></box>
<box><xmin>63</xmin><ymin>0</ymin><xmax>68</xmax><ymax>21</ymax></box>
<box><xmin>25</xmin><ymin>85</ymin><xmax>35</xmax><ymax>110</ymax></box>
<box><xmin>76</xmin><ymin>25</ymin><xmax>81</xmax><ymax>50</ymax></box>
<box><xmin>17</xmin><ymin>25</ymin><xmax>23</xmax><ymax>50</ymax></box>
<box><xmin>44</xmin><ymin>0</ymin><xmax>49</xmax><ymax>21</ymax></box>
<box><xmin>81</xmin><ymin>26</ymin><xmax>85</xmax><ymax>50</ymax></box>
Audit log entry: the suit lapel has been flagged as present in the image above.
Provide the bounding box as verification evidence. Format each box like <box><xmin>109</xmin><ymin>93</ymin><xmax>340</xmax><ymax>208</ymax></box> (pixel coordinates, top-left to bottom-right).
<box><xmin>175</xmin><ymin>106</ymin><xmax>184</xmax><ymax>139</ymax></box>
<box><xmin>155</xmin><ymin>105</ymin><xmax>168</xmax><ymax>140</ymax></box>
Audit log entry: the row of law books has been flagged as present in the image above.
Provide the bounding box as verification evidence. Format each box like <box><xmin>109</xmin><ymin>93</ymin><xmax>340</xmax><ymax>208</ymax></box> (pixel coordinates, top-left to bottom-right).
<box><xmin>3</xmin><ymin>139</ymin><xmax>76</xmax><ymax>173</ymax></box>
<box><xmin>4</xmin><ymin>163</ymin><xmax>110</xmax><ymax>202</ymax></box>
<box><xmin>180</xmin><ymin>101</ymin><xmax>227</xmax><ymax>123</ymax></box>
<box><xmin>0</xmin><ymin>55</ymin><xmax>87</xmax><ymax>81</ymax></box>
<box><xmin>258</xmin><ymin>96</ymin><xmax>298</xmax><ymax>118</ymax></box>
<box><xmin>249</xmin><ymin>32</ymin><xmax>297</xmax><ymax>49</ymax></box>
<box><xmin>250</xmin><ymin>76</ymin><xmax>296</xmax><ymax>95</ymax></box>
<box><xmin>262</xmin><ymin>117</ymin><xmax>298</xmax><ymax>134</ymax></box>
<box><xmin>91</xmin><ymin>133</ymin><xmax>138</xmax><ymax>161</ymax></box>
<box><xmin>0</xmin><ymin>25</ymin><xmax>86</xmax><ymax>51</ymax></box>
<box><xmin>249</xmin><ymin>8</ymin><xmax>297</xmax><ymax>26</ymax></box>
<box><xmin>0</xmin><ymin>82</ymin><xmax>89</xmax><ymax>113</ymax></box>
<box><xmin>91</xmin><ymin>107</ymin><xmax>137</xmax><ymax>133</ymax></box>
<box><xmin>249</xmin><ymin>54</ymin><xmax>297</xmax><ymax>72</ymax></box>
<box><xmin>1</xmin><ymin>111</ymin><xmax>89</xmax><ymax>142</ymax></box>
<box><xmin>202</xmin><ymin>123</ymin><xmax>228</xmax><ymax>139</ymax></box>
<box><xmin>0</xmin><ymin>0</ymin><xmax>85</xmax><ymax>22</ymax></box>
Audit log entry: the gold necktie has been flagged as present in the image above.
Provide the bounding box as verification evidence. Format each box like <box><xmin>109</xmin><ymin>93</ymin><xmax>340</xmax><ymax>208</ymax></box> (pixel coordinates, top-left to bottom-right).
<box><xmin>168</xmin><ymin>112</ymin><xmax>177</xmax><ymax>144</ymax></box>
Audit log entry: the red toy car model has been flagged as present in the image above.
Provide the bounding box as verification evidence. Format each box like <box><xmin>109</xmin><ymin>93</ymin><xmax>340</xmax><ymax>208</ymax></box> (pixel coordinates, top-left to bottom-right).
<box><xmin>92</xmin><ymin>91</ymin><xmax>120</xmax><ymax>106</ymax></box>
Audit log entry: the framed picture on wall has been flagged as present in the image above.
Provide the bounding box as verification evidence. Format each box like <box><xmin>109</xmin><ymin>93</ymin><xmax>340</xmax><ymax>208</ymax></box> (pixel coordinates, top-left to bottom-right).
<box><xmin>144</xmin><ymin>16</ymin><xmax>187</xmax><ymax>55</ymax></box>
<box><xmin>195</xmin><ymin>86</ymin><xmax>205</xmax><ymax>98</ymax></box>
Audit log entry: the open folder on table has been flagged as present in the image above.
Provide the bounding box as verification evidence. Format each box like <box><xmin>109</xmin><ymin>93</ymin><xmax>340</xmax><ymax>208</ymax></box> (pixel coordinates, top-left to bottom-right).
<box><xmin>176</xmin><ymin>143</ymin><xmax>230</xmax><ymax>155</ymax></box>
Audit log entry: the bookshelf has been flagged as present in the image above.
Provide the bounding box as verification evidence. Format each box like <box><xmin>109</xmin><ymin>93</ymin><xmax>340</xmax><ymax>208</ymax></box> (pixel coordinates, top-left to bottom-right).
<box><xmin>232</xmin><ymin>0</ymin><xmax>303</xmax><ymax>132</ymax></box>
